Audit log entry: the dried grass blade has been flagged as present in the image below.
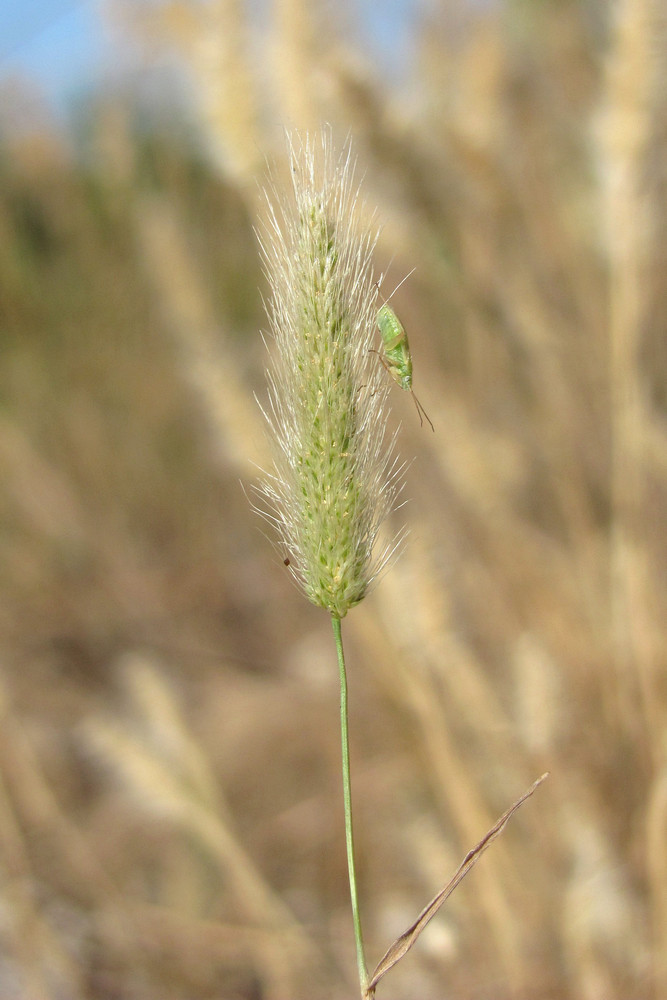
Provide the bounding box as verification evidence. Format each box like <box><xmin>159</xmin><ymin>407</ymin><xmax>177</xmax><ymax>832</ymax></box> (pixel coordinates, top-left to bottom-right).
<box><xmin>365</xmin><ymin>772</ymin><xmax>549</xmax><ymax>996</ymax></box>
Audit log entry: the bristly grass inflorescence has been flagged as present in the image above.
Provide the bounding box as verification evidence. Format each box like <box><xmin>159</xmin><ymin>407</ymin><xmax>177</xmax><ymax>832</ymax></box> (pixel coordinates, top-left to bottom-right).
<box><xmin>255</xmin><ymin>132</ymin><xmax>405</xmax><ymax>618</ymax></box>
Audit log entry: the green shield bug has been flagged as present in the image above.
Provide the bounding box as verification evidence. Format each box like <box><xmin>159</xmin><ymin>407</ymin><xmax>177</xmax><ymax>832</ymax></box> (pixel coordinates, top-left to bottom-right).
<box><xmin>372</xmin><ymin>278</ymin><xmax>434</xmax><ymax>431</ymax></box>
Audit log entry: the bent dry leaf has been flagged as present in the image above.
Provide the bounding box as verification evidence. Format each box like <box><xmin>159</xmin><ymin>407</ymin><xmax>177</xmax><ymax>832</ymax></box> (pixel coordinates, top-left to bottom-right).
<box><xmin>364</xmin><ymin>772</ymin><xmax>549</xmax><ymax>998</ymax></box>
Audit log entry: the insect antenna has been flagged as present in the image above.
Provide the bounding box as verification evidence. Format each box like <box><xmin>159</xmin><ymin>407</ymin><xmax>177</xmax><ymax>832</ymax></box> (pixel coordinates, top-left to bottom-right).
<box><xmin>374</xmin><ymin>266</ymin><xmax>417</xmax><ymax>309</ymax></box>
<box><xmin>411</xmin><ymin>389</ymin><xmax>435</xmax><ymax>432</ymax></box>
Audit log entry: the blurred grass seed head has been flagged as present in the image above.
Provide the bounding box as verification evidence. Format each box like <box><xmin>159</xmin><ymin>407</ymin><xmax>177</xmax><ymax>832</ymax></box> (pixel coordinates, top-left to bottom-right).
<box><xmin>255</xmin><ymin>133</ymin><xmax>405</xmax><ymax>618</ymax></box>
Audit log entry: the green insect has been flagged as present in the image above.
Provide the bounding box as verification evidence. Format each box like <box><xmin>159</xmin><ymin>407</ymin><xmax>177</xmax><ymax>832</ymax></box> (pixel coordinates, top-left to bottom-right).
<box><xmin>373</xmin><ymin>300</ymin><xmax>434</xmax><ymax>432</ymax></box>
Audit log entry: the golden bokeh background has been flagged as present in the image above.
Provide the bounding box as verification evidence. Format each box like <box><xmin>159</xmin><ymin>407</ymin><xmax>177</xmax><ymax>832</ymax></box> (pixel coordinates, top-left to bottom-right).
<box><xmin>0</xmin><ymin>2</ymin><xmax>665</xmax><ymax>998</ymax></box>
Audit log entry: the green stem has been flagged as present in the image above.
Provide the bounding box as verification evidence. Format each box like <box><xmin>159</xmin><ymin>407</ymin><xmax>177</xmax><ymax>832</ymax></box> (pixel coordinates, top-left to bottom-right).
<box><xmin>331</xmin><ymin>613</ymin><xmax>369</xmax><ymax>997</ymax></box>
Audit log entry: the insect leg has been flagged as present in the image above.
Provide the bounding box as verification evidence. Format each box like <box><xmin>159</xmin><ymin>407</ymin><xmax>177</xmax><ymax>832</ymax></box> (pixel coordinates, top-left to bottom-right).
<box><xmin>410</xmin><ymin>390</ymin><xmax>435</xmax><ymax>432</ymax></box>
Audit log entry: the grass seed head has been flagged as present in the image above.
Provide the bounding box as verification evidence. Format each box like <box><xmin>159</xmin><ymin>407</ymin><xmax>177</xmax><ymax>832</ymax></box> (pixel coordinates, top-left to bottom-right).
<box><xmin>255</xmin><ymin>131</ymin><xmax>405</xmax><ymax>617</ymax></box>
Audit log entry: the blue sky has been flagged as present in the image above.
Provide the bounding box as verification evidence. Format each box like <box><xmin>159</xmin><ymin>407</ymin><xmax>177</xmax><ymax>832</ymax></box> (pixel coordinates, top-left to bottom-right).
<box><xmin>0</xmin><ymin>0</ymin><xmax>419</xmax><ymax>118</ymax></box>
<box><xmin>0</xmin><ymin>0</ymin><xmax>109</xmax><ymax>110</ymax></box>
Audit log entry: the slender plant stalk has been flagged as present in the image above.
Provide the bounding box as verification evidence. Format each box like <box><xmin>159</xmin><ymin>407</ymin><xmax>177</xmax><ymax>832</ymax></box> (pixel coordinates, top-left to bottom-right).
<box><xmin>332</xmin><ymin>613</ymin><xmax>368</xmax><ymax>997</ymax></box>
<box><xmin>253</xmin><ymin>131</ymin><xmax>545</xmax><ymax>997</ymax></box>
<box><xmin>255</xmin><ymin>132</ymin><xmax>404</xmax><ymax>994</ymax></box>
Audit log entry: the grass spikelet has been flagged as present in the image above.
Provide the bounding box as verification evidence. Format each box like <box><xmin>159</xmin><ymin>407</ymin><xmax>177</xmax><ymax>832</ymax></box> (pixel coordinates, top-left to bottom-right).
<box><xmin>255</xmin><ymin>131</ymin><xmax>404</xmax><ymax>618</ymax></box>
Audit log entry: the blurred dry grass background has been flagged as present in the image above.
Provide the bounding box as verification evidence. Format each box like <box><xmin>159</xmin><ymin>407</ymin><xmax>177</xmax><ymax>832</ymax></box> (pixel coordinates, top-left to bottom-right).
<box><xmin>0</xmin><ymin>1</ymin><xmax>666</xmax><ymax>998</ymax></box>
